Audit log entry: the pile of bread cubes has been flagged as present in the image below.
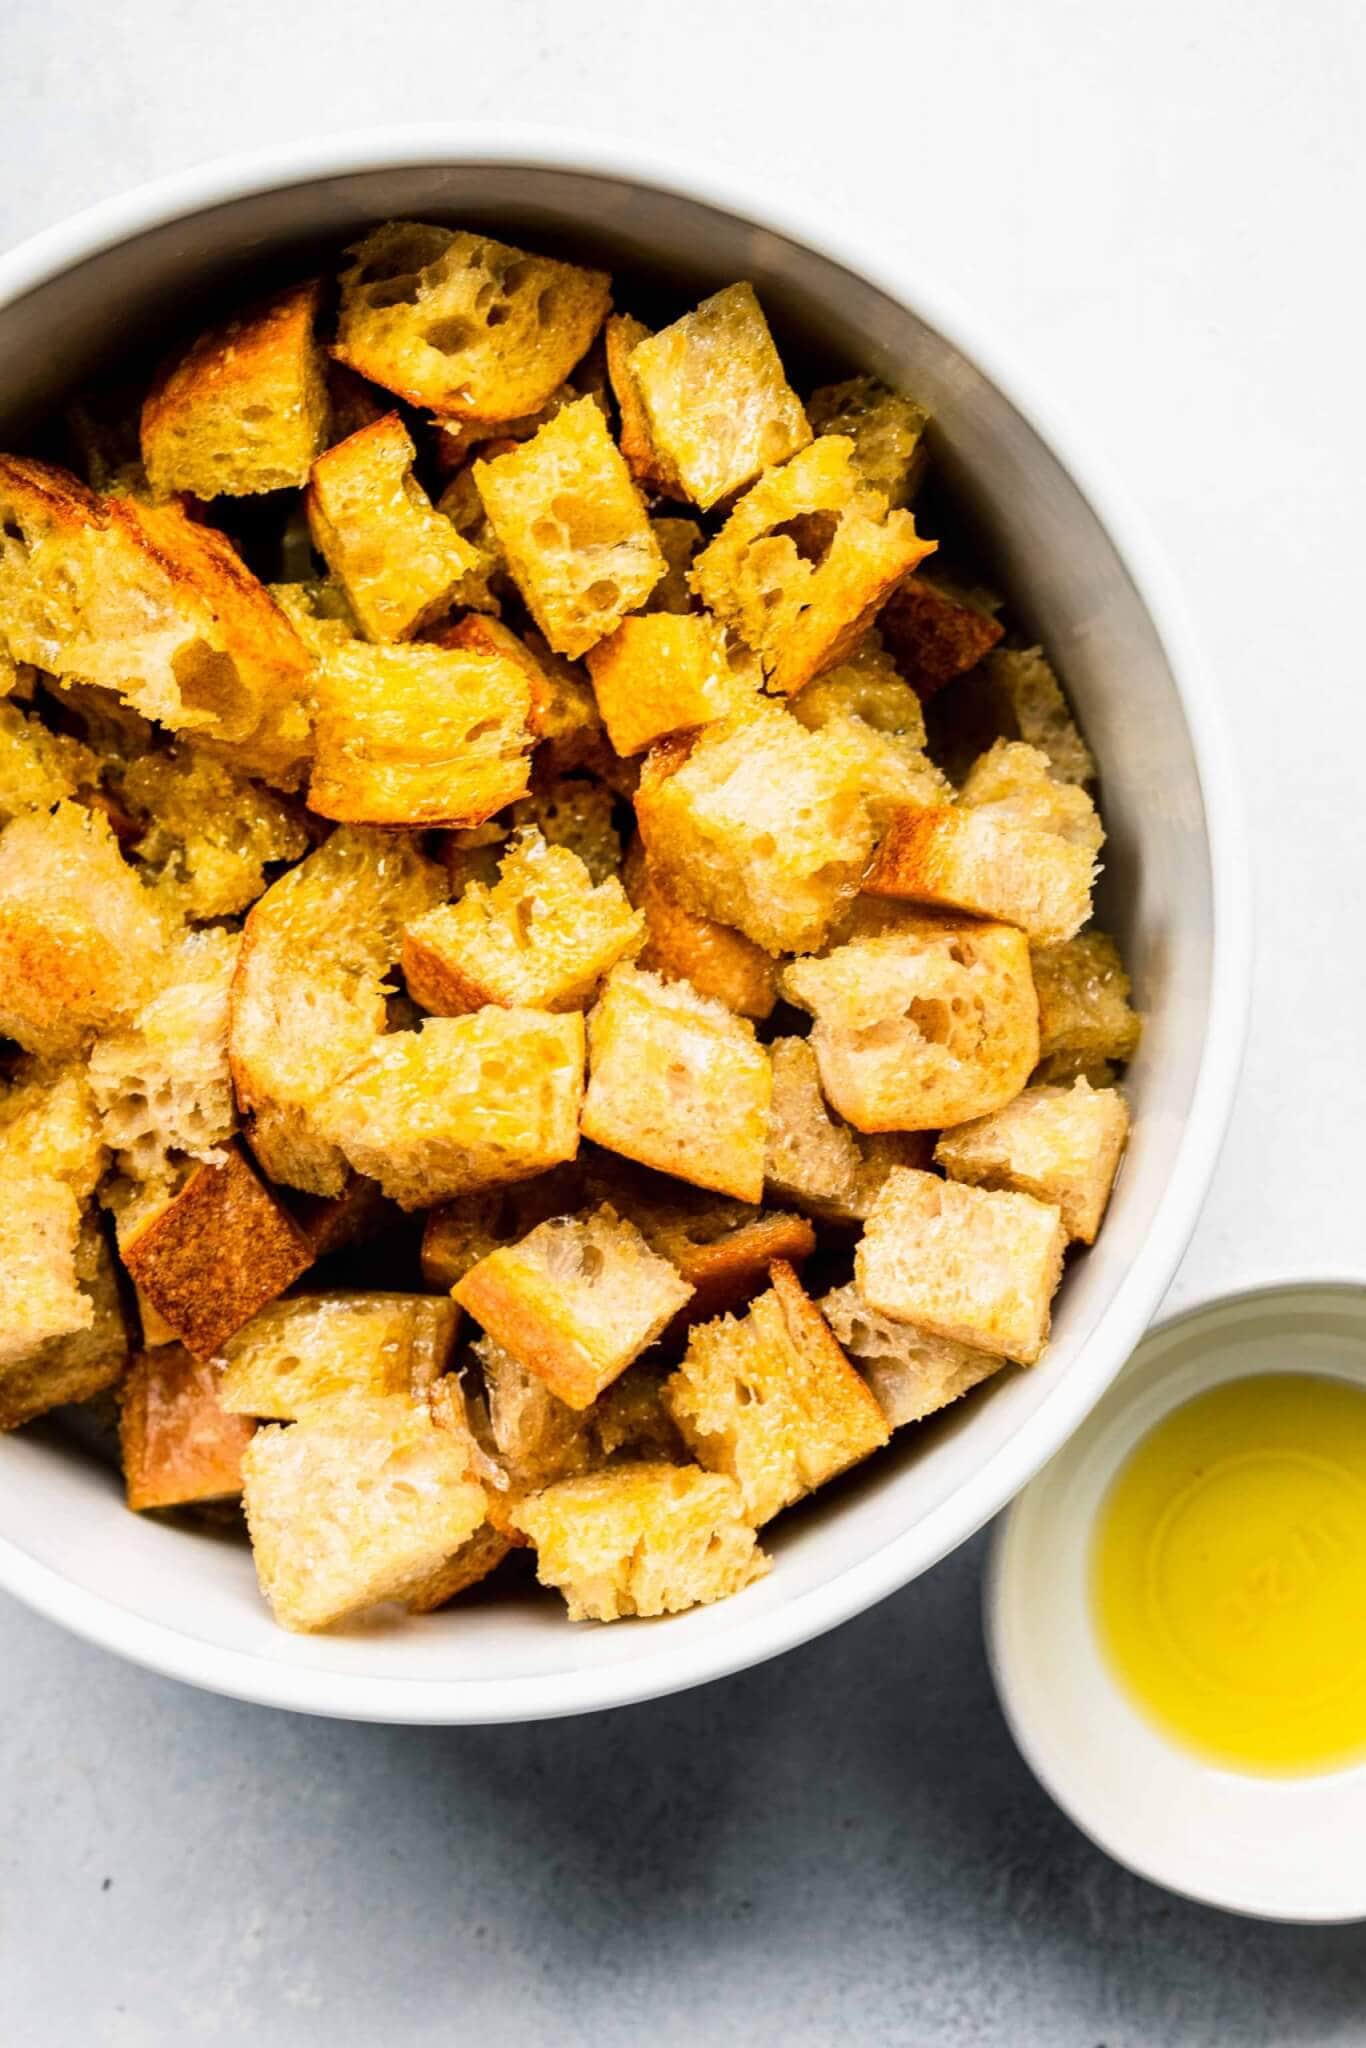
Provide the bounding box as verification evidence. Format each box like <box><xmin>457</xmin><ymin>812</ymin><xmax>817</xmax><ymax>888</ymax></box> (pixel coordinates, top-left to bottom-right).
<box><xmin>0</xmin><ymin>222</ymin><xmax>1140</xmax><ymax>1633</ymax></box>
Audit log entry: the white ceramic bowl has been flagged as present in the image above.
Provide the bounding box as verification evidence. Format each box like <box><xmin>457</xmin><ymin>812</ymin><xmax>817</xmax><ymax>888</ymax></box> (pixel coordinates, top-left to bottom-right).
<box><xmin>0</xmin><ymin>129</ymin><xmax>1250</xmax><ymax>1723</ymax></box>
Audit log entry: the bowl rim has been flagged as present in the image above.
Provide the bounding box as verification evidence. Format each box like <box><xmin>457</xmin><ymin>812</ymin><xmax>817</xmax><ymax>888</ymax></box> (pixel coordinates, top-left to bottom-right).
<box><xmin>0</xmin><ymin>125</ymin><xmax>1253</xmax><ymax>1724</ymax></box>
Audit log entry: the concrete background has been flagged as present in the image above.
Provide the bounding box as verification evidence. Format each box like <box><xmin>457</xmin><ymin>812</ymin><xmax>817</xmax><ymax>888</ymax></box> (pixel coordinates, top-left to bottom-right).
<box><xmin>3</xmin><ymin>2</ymin><xmax>1365</xmax><ymax>2040</ymax></box>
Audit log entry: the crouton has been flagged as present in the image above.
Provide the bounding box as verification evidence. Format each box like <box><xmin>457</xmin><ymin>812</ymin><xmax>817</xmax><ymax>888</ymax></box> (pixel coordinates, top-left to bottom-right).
<box><xmin>633</xmin><ymin>704</ymin><xmax>873</xmax><ymax>956</ymax></box>
<box><xmin>664</xmin><ymin>1261</ymin><xmax>888</xmax><ymax>1525</ymax></box>
<box><xmin>510</xmin><ymin>775</ymin><xmax>622</xmax><ymax>883</ymax></box>
<box><xmin>611</xmin><ymin>1175</ymin><xmax>817</xmax><ymax>1325</ymax></box>
<box><xmin>476</xmin><ymin>1333</ymin><xmax>597</xmax><ymax>1494</ymax></box>
<box><xmin>1031</xmin><ymin>931</ymin><xmax>1142</xmax><ymax>1075</ymax></box>
<box><xmin>0</xmin><ymin>1214</ymin><xmax>129</xmax><ymax>1430</ymax></box>
<box><xmin>87</xmin><ymin>926</ymin><xmax>239</xmax><ymax>1178</ymax></box>
<box><xmin>0</xmin><ymin>699</ymin><xmax>100</xmax><ymax>822</ymax></box>
<box><xmin>431</xmin><ymin>467</ymin><xmax>505</xmax><ymax>614</ymax></box>
<box><xmin>621</xmin><ymin>838</ymin><xmax>778</xmax><ymax>1021</ymax></box>
<box><xmin>418</xmin><ymin>1163</ymin><xmax>589</xmax><ymax>1291</ymax></box>
<box><xmin>856</xmin><ymin>1168</ymin><xmax>1066</xmax><ymax>1364</ymax></box>
<box><xmin>218</xmin><ymin>1292</ymin><xmax>460</xmax><ymax>1419</ymax></box>
<box><xmin>402</xmin><ymin>829</ymin><xmax>642</xmax><ymax>1016</ymax></box>
<box><xmin>0</xmin><ymin>802</ymin><xmax>169</xmax><ymax>1057</ymax></box>
<box><xmin>765</xmin><ymin>1036</ymin><xmax>933</xmax><ymax>1222</ymax></box>
<box><xmin>308</xmin><ymin>637</ymin><xmax>533</xmax><ymax>827</ymax></box>
<box><xmin>692</xmin><ymin>436</ymin><xmax>935</xmax><ymax>695</ymax></box>
<box><xmin>403</xmin><ymin>1520</ymin><xmax>515</xmax><ymax>1613</ymax></box>
<box><xmin>820</xmin><ymin>1282</ymin><xmax>1003</xmax><ymax>1427</ymax></box>
<box><xmin>935</xmin><ymin>1077</ymin><xmax>1130</xmax><ymax>1244</ymax></box>
<box><xmin>229</xmin><ymin>826</ymin><xmax>445</xmax><ymax>1194</ymax></box>
<box><xmin>604</xmin><ymin>313</ymin><xmax>675</xmax><ymax>492</ymax></box>
<box><xmin>119</xmin><ymin>1345</ymin><xmax>256</xmax><ymax>1510</ymax></box>
<box><xmin>432</xmin><ymin>381</ymin><xmax>583</xmax><ymax>473</ymax></box>
<box><xmin>589</xmin><ymin>1360</ymin><xmax>688</xmax><ymax>1463</ymax></box>
<box><xmin>242</xmin><ymin>1393</ymin><xmax>488</xmax><ymax>1631</ymax></box>
<box><xmin>438</xmin><ymin>820</ymin><xmax>509</xmax><ymax>897</ymax></box>
<box><xmin>119</xmin><ymin>1143</ymin><xmax>314</xmax><ymax>1359</ymax></box>
<box><xmin>455</xmin><ymin>1203</ymin><xmax>692</xmax><ymax>1408</ymax></box>
<box><xmin>510</xmin><ymin>1462</ymin><xmax>767</xmax><ymax>1622</ymax></box>
<box><xmin>0</xmin><ymin>1180</ymin><xmax>91</xmax><ymax>1371</ymax></box>
<box><xmin>806</xmin><ymin>376</ymin><xmax>930</xmax><ymax>508</ymax></box>
<box><xmin>878</xmin><ymin>573</ymin><xmax>1004</xmax><ymax>697</ymax></box>
<box><xmin>121</xmin><ymin>746</ymin><xmax>311</xmax><ymax>921</ymax></box>
<box><xmin>306</xmin><ymin>414</ymin><xmax>483</xmax><ymax>642</ymax></box>
<box><xmin>0</xmin><ymin>1057</ymin><xmax>106</xmax><ymax>1197</ymax></box>
<box><xmin>580</xmin><ymin>965</ymin><xmax>771</xmax><ymax>1202</ymax></box>
<box><xmin>319</xmin><ymin>1009</ymin><xmax>585</xmax><ymax>1210</ymax></box>
<box><xmin>585</xmin><ymin>611</ymin><xmax>761</xmax><ymax>757</ymax></box>
<box><xmin>781</xmin><ymin>920</ymin><xmax>1039</xmax><ymax>1131</ymax></box>
<box><xmin>283</xmin><ymin>1173</ymin><xmax>391</xmax><ymax>1262</ymax></box>
<box><xmin>140</xmin><ymin>280</ymin><xmax>329</xmax><ymax>499</ymax></box>
<box><xmin>267</xmin><ymin>575</ymin><xmax>359</xmax><ymax>654</ymax></box>
<box><xmin>959</xmin><ymin>739</ymin><xmax>1104</xmax><ymax>853</ymax></box>
<box><xmin>625</xmin><ymin>284</ymin><xmax>810</xmax><ymax>510</ymax></box>
<box><xmin>787</xmin><ymin>633</ymin><xmax>951</xmax><ymax>830</ymax></box>
<box><xmin>334</xmin><ymin>222</ymin><xmax>611</xmax><ymax>422</ymax></box>
<box><xmin>863</xmin><ymin>804</ymin><xmax>1096</xmax><ymax>945</ymax></box>
<box><xmin>438</xmin><ymin>614</ymin><xmax>603</xmax><ymax>766</ymax></box>
<box><xmin>949</xmin><ymin>645</ymin><xmax>1094</xmax><ymax>788</ymax></box>
<box><xmin>474</xmin><ymin>397</ymin><xmax>664</xmax><ymax>657</ymax></box>
<box><xmin>644</xmin><ymin>515</ymin><xmax>705</xmax><ymax>614</ymax></box>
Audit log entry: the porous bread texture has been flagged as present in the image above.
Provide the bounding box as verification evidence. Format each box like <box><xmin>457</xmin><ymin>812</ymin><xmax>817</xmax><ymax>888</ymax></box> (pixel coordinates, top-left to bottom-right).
<box><xmin>935</xmin><ymin>1077</ymin><xmax>1130</xmax><ymax>1244</ymax></box>
<box><xmin>402</xmin><ymin>829</ymin><xmax>643</xmax><ymax>1016</ymax></box>
<box><xmin>431</xmin><ymin>468</ymin><xmax>505</xmax><ymax>614</ymax></box>
<box><xmin>119</xmin><ymin>1346</ymin><xmax>256</xmax><ymax>1511</ymax></box>
<box><xmin>788</xmin><ymin>634</ymin><xmax>951</xmax><ymax>830</ymax></box>
<box><xmin>763</xmin><ymin>1036</ymin><xmax>933</xmax><ymax>1223</ymax></box>
<box><xmin>477</xmin><ymin>1333</ymin><xmax>597</xmax><ymax>1494</ymax></box>
<box><xmin>438</xmin><ymin>614</ymin><xmax>604</xmax><ymax>768</ymax></box>
<box><xmin>856</xmin><ymin>1167</ymin><xmax>1067</xmax><ymax>1365</ymax></box>
<box><xmin>0</xmin><ymin>1061</ymin><xmax>108</xmax><ymax>1377</ymax></box>
<box><xmin>1031</xmin><ymin>931</ymin><xmax>1141</xmax><ymax>1077</ymax></box>
<box><xmin>509</xmin><ymin>775</ymin><xmax>621</xmax><ymax>884</ymax></box>
<box><xmin>432</xmin><ymin>380</ymin><xmax>583</xmax><ymax>473</ymax></box>
<box><xmin>664</xmin><ymin>1260</ymin><xmax>889</xmax><ymax>1527</ymax></box>
<box><xmin>306</xmin><ymin>413</ymin><xmax>483</xmax><ymax>642</ymax></box>
<box><xmin>781</xmin><ymin>919</ymin><xmax>1039</xmax><ymax>1132</ymax></box>
<box><xmin>580</xmin><ymin>964</ymin><xmax>772</xmax><ymax>1203</ymax></box>
<box><xmin>621</xmin><ymin>838</ymin><xmax>778</xmax><ymax>1021</ymax></box>
<box><xmin>633</xmin><ymin>703</ymin><xmax>874</xmax><ymax>957</ymax></box>
<box><xmin>959</xmin><ymin>739</ymin><xmax>1104</xmax><ymax>854</ymax></box>
<box><xmin>0</xmin><ymin>1214</ymin><xmax>129</xmax><ymax>1430</ymax></box>
<box><xmin>121</xmin><ymin>746</ymin><xmax>310</xmax><ymax>922</ymax></box>
<box><xmin>819</xmin><ymin>1282</ymin><xmax>1004</xmax><ymax>1428</ymax></box>
<box><xmin>806</xmin><ymin>376</ymin><xmax>930</xmax><ymax>508</ymax></box>
<box><xmin>228</xmin><ymin>826</ymin><xmax>445</xmax><ymax>1195</ymax></box>
<box><xmin>334</xmin><ymin>222</ymin><xmax>611</xmax><ymax>421</ymax></box>
<box><xmin>140</xmin><ymin>280</ymin><xmax>329</xmax><ymax>499</ymax></box>
<box><xmin>418</xmin><ymin>1161</ymin><xmax>589</xmax><ymax>1290</ymax></box>
<box><xmin>644</xmin><ymin>517</ymin><xmax>705</xmax><ymax>615</ymax></box>
<box><xmin>510</xmin><ymin>1462</ymin><xmax>768</xmax><ymax>1622</ymax></box>
<box><xmin>878</xmin><ymin>572</ymin><xmax>1004</xmax><ymax>697</ymax></box>
<box><xmin>474</xmin><ymin>397</ymin><xmax>665</xmax><ymax>657</ymax></box>
<box><xmin>585</xmin><ymin>611</ymin><xmax>761</xmax><ymax>757</ymax></box>
<box><xmin>241</xmin><ymin>1393</ymin><xmax>488</xmax><ymax>1632</ymax></box>
<box><xmin>584</xmin><ymin>1162</ymin><xmax>816</xmax><ymax>1326</ymax></box>
<box><xmin>604</xmin><ymin>313</ymin><xmax>675</xmax><ymax>492</ymax></box>
<box><xmin>455</xmin><ymin>1203</ymin><xmax>693</xmax><ymax>1409</ymax></box>
<box><xmin>862</xmin><ymin>802</ymin><xmax>1096</xmax><ymax>946</ymax></box>
<box><xmin>218</xmin><ymin>1293</ymin><xmax>460</xmax><ymax>1419</ymax></box>
<box><xmin>267</xmin><ymin>575</ymin><xmax>360</xmax><ymax>653</ymax></box>
<box><xmin>0</xmin><ymin>697</ymin><xmax>99</xmax><ymax>822</ymax></box>
<box><xmin>985</xmin><ymin>646</ymin><xmax>1095</xmax><ymax>787</ymax></box>
<box><xmin>691</xmin><ymin>435</ymin><xmax>935</xmax><ymax>695</ymax></box>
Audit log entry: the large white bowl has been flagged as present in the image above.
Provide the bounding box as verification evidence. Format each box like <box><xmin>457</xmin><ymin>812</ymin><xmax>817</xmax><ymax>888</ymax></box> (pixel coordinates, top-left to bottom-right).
<box><xmin>0</xmin><ymin>129</ymin><xmax>1250</xmax><ymax>1724</ymax></box>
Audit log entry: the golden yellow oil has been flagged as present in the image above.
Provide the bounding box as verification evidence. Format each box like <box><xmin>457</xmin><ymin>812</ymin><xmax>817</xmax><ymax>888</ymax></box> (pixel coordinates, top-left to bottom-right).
<box><xmin>1090</xmin><ymin>1373</ymin><xmax>1366</xmax><ymax>1776</ymax></box>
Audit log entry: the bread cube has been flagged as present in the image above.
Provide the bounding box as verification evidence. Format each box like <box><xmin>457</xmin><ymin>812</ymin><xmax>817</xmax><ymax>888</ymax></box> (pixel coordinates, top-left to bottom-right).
<box><xmin>605</xmin><ymin>313</ymin><xmax>675</xmax><ymax>491</ymax></box>
<box><xmin>585</xmin><ymin>612</ymin><xmax>760</xmax><ymax>757</ymax></box>
<box><xmin>334</xmin><ymin>222</ymin><xmax>611</xmax><ymax>421</ymax></box>
<box><xmin>643</xmin><ymin>516</ymin><xmax>704</xmax><ymax>614</ymax></box>
<box><xmin>0</xmin><ymin>1214</ymin><xmax>129</xmax><ymax>1430</ymax></box>
<box><xmin>242</xmin><ymin>1393</ymin><xmax>488</xmax><ymax>1631</ymax></box>
<box><xmin>87</xmin><ymin>927</ymin><xmax>239</xmax><ymax>1179</ymax></box>
<box><xmin>119</xmin><ymin>1346</ymin><xmax>256</xmax><ymax>1511</ymax></box>
<box><xmin>781</xmin><ymin>920</ymin><xmax>1039</xmax><ymax>1131</ymax></box>
<box><xmin>878</xmin><ymin>572</ymin><xmax>1004</xmax><ymax>697</ymax></box>
<box><xmin>309</xmin><ymin>638</ymin><xmax>533</xmax><ymax>827</ymax></box>
<box><xmin>1031</xmin><ymin>931</ymin><xmax>1142</xmax><ymax>1074</ymax></box>
<box><xmin>625</xmin><ymin>284</ymin><xmax>810</xmax><ymax>510</ymax></box>
<box><xmin>0</xmin><ymin>699</ymin><xmax>99</xmax><ymax>824</ymax></box>
<box><xmin>0</xmin><ymin>1053</ymin><xmax>106</xmax><ymax>1197</ymax></box>
<box><xmin>403</xmin><ymin>1520</ymin><xmax>515</xmax><ymax>1613</ymax></box>
<box><xmin>432</xmin><ymin>381</ymin><xmax>584</xmax><ymax>472</ymax></box>
<box><xmin>320</xmin><ymin>1009</ymin><xmax>585</xmax><ymax>1210</ymax></box>
<box><xmin>856</xmin><ymin>1168</ymin><xmax>1066</xmax><ymax>1364</ymax></box>
<box><xmin>806</xmin><ymin>376</ymin><xmax>930</xmax><ymax>508</ymax></box>
<box><xmin>819</xmin><ymin>1282</ymin><xmax>1003</xmax><ymax>1427</ymax></box>
<box><xmin>622</xmin><ymin>839</ymin><xmax>778</xmax><ymax>1021</ymax></box>
<box><xmin>0</xmin><ymin>1179</ymin><xmax>90</xmax><ymax>1371</ymax></box>
<box><xmin>439</xmin><ymin>614</ymin><xmax>603</xmax><ymax>766</ymax></box>
<box><xmin>863</xmin><ymin>803</ymin><xmax>1096</xmax><ymax>945</ymax></box>
<box><xmin>764</xmin><ymin>1035</ymin><xmax>865</xmax><ymax>1217</ymax></box>
<box><xmin>664</xmin><ymin>1261</ymin><xmax>888</xmax><ymax>1525</ymax></box>
<box><xmin>284</xmin><ymin>1175</ymin><xmax>392</xmax><ymax>1261</ymax></box>
<box><xmin>634</xmin><ymin>704</ymin><xmax>873</xmax><ymax>956</ymax></box>
<box><xmin>580</xmin><ymin>965</ymin><xmax>772</xmax><ymax>1202</ymax></box>
<box><xmin>935</xmin><ymin>1077</ymin><xmax>1130</xmax><ymax>1244</ymax></box>
<box><xmin>476</xmin><ymin>1333</ymin><xmax>597</xmax><ymax>1494</ymax></box>
<box><xmin>122</xmin><ymin>746</ymin><xmax>310</xmax><ymax>922</ymax></box>
<box><xmin>455</xmin><ymin>1203</ymin><xmax>692</xmax><ymax>1409</ymax></box>
<box><xmin>510</xmin><ymin>1462</ymin><xmax>768</xmax><ymax>1622</ymax></box>
<box><xmin>218</xmin><ymin>1293</ymin><xmax>460</xmax><ymax>1421</ymax></box>
<box><xmin>616</xmin><ymin>1178</ymin><xmax>816</xmax><ymax>1326</ymax></box>
<box><xmin>960</xmin><ymin>739</ymin><xmax>1104</xmax><ymax>854</ymax></box>
<box><xmin>419</xmin><ymin>1164</ymin><xmax>587</xmax><ymax>1291</ymax></box>
<box><xmin>140</xmin><ymin>280</ymin><xmax>329</xmax><ymax>498</ymax></box>
<box><xmin>692</xmin><ymin>436</ymin><xmax>935</xmax><ymax>695</ymax></box>
<box><xmin>972</xmin><ymin>646</ymin><xmax>1095</xmax><ymax>787</ymax></box>
<box><xmin>402</xmin><ymin>829</ymin><xmax>643</xmax><ymax>1016</ymax></box>
<box><xmin>788</xmin><ymin>631</ymin><xmax>928</xmax><ymax>745</ymax></box>
<box><xmin>509</xmin><ymin>775</ymin><xmax>622</xmax><ymax>883</ymax></box>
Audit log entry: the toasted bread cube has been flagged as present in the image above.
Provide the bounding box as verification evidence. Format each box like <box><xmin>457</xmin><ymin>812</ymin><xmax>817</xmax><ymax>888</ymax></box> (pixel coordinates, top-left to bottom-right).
<box><xmin>455</xmin><ymin>1203</ymin><xmax>692</xmax><ymax>1409</ymax></box>
<box><xmin>781</xmin><ymin>920</ymin><xmax>1039</xmax><ymax>1132</ymax></box>
<box><xmin>584</xmin><ymin>611</ymin><xmax>760</xmax><ymax>758</ymax></box>
<box><xmin>863</xmin><ymin>804</ymin><xmax>1095</xmax><ymax>945</ymax></box>
<box><xmin>0</xmin><ymin>1057</ymin><xmax>106</xmax><ymax>1197</ymax></box>
<box><xmin>581</xmin><ymin>965</ymin><xmax>771</xmax><ymax>1202</ymax></box>
<box><xmin>0</xmin><ymin>1179</ymin><xmax>91</xmax><ymax>1369</ymax></box>
<box><xmin>477</xmin><ymin>1333</ymin><xmax>598</xmax><ymax>1494</ymax></box>
<box><xmin>819</xmin><ymin>1282</ymin><xmax>1003</xmax><ymax>1427</ymax></box>
<box><xmin>309</xmin><ymin>638</ymin><xmax>532</xmax><ymax>827</ymax></box>
<box><xmin>788</xmin><ymin>632</ymin><xmax>928</xmax><ymax>744</ymax></box>
<box><xmin>141</xmin><ymin>280</ymin><xmax>328</xmax><ymax>498</ymax></box>
<box><xmin>119</xmin><ymin>1346</ymin><xmax>256</xmax><ymax>1510</ymax></box>
<box><xmin>664</xmin><ymin>1261</ymin><xmax>888</xmax><ymax>1525</ymax></box>
<box><xmin>439</xmin><ymin>614</ymin><xmax>603</xmax><ymax>765</ymax></box>
<box><xmin>87</xmin><ymin>927</ymin><xmax>239</xmax><ymax>1179</ymax></box>
<box><xmin>626</xmin><ymin>285</ymin><xmax>810</xmax><ymax>511</ymax></box>
<box><xmin>935</xmin><ymin>1077</ymin><xmax>1130</xmax><ymax>1244</ymax></box>
<box><xmin>634</xmin><ymin>704</ymin><xmax>873</xmax><ymax>956</ymax></box>
<box><xmin>510</xmin><ymin>775</ymin><xmax>621</xmax><ymax>883</ymax></box>
<box><xmin>692</xmin><ymin>436</ymin><xmax>935</xmax><ymax>695</ymax></box>
<box><xmin>1031</xmin><ymin>931</ymin><xmax>1142</xmax><ymax>1073</ymax></box>
<box><xmin>321</xmin><ymin>1009</ymin><xmax>585</xmax><ymax>1210</ymax></box>
<box><xmin>621</xmin><ymin>838</ymin><xmax>778</xmax><ymax>1020</ymax></box>
<box><xmin>120</xmin><ymin>1144</ymin><xmax>314</xmax><ymax>1360</ymax></box>
<box><xmin>402</xmin><ymin>830</ymin><xmax>643</xmax><ymax>1016</ymax></box>
<box><xmin>0</xmin><ymin>802</ymin><xmax>169</xmax><ymax>1057</ymax></box>
<box><xmin>878</xmin><ymin>573</ymin><xmax>1004</xmax><ymax>698</ymax></box>
<box><xmin>0</xmin><ymin>1061</ymin><xmax>109</xmax><ymax>1380</ymax></box>
<box><xmin>943</xmin><ymin>646</ymin><xmax>1094</xmax><ymax>788</ymax></box>
<box><xmin>474</xmin><ymin>398</ymin><xmax>664</xmax><ymax>657</ymax></box>
<box><xmin>403</xmin><ymin>1520</ymin><xmax>515</xmax><ymax>1613</ymax></box>
<box><xmin>511</xmin><ymin>1462</ymin><xmax>768</xmax><ymax>1622</ymax></box>
<box><xmin>856</xmin><ymin>1168</ymin><xmax>1066</xmax><ymax>1364</ymax></box>
<box><xmin>122</xmin><ymin>747</ymin><xmax>310</xmax><ymax>922</ymax></box>
<box><xmin>605</xmin><ymin>313</ymin><xmax>675</xmax><ymax>491</ymax></box>
<box><xmin>617</xmin><ymin>1181</ymin><xmax>816</xmax><ymax>1326</ymax></box>
<box><xmin>334</xmin><ymin>222</ymin><xmax>610</xmax><ymax>422</ymax></box>
<box><xmin>218</xmin><ymin>1293</ymin><xmax>460</xmax><ymax>1419</ymax></box>
<box><xmin>960</xmin><ymin>739</ymin><xmax>1104</xmax><ymax>854</ymax></box>
<box><xmin>0</xmin><ymin>1215</ymin><xmax>129</xmax><ymax>1430</ymax></box>
<box><xmin>764</xmin><ymin>1035</ymin><xmax>865</xmax><ymax>1217</ymax></box>
<box><xmin>643</xmin><ymin>515</ymin><xmax>705</xmax><ymax>614</ymax></box>
<box><xmin>432</xmin><ymin>381</ymin><xmax>585</xmax><ymax>472</ymax></box>
<box><xmin>806</xmin><ymin>377</ymin><xmax>930</xmax><ymax>508</ymax></box>
<box><xmin>284</xmin><ymin>1175</ymin><xmax>392</xmax><ymax>1261</ymax></box>
<box><xmin>0</xmin><ymin>699</ymin><xmax>99</xmax><ymax>823</ymax></box>
<box><xmin>242</xmin><ymin>1394</ymin><xmax>488</xmax><ymax>1632</ymax></box>
<box><xmin>418</xmin><ymin>1165</ymin><xmax>587</xmax><ymax>1291</ymax></box>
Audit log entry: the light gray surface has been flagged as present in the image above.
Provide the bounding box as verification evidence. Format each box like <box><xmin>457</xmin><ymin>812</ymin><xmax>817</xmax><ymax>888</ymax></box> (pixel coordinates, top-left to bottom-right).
<box><xmin>3</xmin><ymin>1</ymin><xmax>1365</xmax><ymax>2041</ymax></box>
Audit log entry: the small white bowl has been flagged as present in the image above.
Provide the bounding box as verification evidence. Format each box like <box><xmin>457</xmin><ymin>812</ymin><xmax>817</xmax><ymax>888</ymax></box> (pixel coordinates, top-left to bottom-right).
<box><xmin>987</xmin><ymin>1280</ymin><xmax>1366</xmax><ymax>1922</ymax></box>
